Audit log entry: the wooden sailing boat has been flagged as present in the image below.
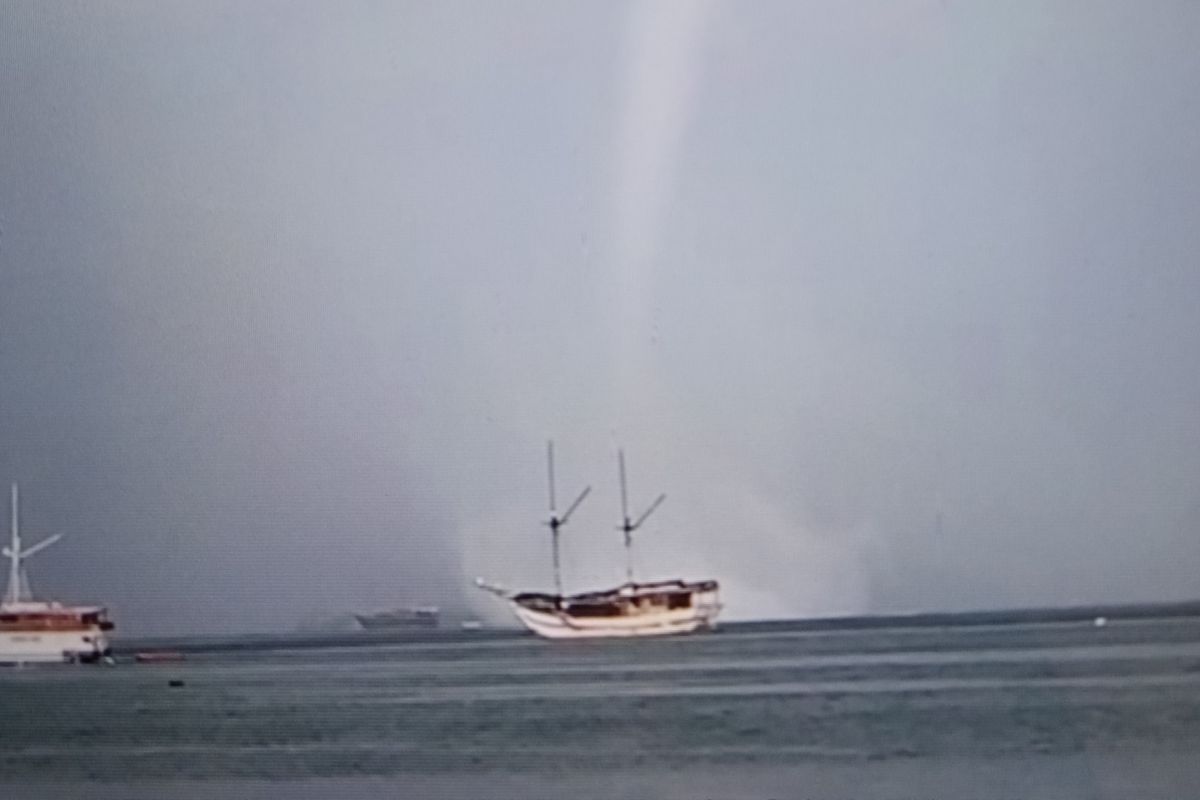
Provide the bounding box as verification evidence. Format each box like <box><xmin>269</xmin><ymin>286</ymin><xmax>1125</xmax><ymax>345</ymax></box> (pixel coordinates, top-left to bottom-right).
<box><xmin>476</xmin><ymin>443</ymin><xmax>721</xmax><ymax>639</ymax></box>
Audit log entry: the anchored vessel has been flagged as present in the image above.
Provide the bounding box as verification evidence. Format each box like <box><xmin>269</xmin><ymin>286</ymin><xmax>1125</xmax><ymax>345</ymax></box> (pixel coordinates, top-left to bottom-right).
<box><xmin>353</xmin><ymin>606</ymin><xmax>440</xmax><ymax>630</ymax></box>
<box><xmin>0</xmin><ymin>484</ymin><xmax>114</xmax><ymax>665</ymax></box>
<box><xmin>476</xmin><ymin>444</ymin><xmax>721</xmax><ymax>639</ymax></box>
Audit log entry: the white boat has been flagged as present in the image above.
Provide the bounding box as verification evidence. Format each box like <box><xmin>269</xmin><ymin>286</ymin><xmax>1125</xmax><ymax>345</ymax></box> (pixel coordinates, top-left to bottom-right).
<box><xmin>476</xmin><ymin>444</ymin><xmax>721</xmax><ymax>639</ymax></box>
<box><xmin>0</xmin><ymin>484</ymin><xmax>114</xmax><ymax>665</ymax></box>
<box><xmin>476</xmin><ymin>577</ymin><xmax>720</xmax><ymax>639</ymax></box>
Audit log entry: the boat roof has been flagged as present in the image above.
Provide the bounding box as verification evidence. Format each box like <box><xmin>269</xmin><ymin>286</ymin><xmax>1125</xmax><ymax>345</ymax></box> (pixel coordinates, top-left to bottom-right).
<box><xmin>516</xmin><ymin>579</ymin><xmax>718</xmax><ymax>604</ymax></box>
<box><xmin>0</xmin><ymin>601</ymin><xmax>107</xmax><ymax>615</ymax></box>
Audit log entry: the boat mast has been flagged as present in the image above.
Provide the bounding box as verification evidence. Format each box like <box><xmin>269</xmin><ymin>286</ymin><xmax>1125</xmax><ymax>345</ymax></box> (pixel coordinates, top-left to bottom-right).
<box><xmin>616</xmin><ymin>450</ymin><xmax>665</xmax><ymax>584</ymax></box>
<box><xmin>544</xmin><ymin>441</ymin><xmax>590</xmax><ymax>597</ymax></box>
<box><xmin>5</xmin><ymin>484</ymin><xmax>19</xmax><ymax>605</ymax></box>
<box><xmin>2</xmin><ymin>483</ymin><xmax>62</xmax><ymax>606</ymax></box>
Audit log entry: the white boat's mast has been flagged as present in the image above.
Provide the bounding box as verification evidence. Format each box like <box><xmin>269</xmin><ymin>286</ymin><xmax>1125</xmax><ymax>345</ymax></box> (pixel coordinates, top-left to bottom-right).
<box><xmin>5</xmin><ymin>484</ymin><xmax>19</xmax><ymax>605</ymax></box>
<box><xmin>544</xmin><ymin>441</ymin><xmax>590</xmax><ymax>596</ymax></box>
<box><xmin>616</xmin><ymin>450</ymin><xmax>665</xmax><ymax>584</ymax></box>
<box><xmin>2</xmin><ymin>483</ymin><xmax>62</xmax><ymax>606</ymax></box>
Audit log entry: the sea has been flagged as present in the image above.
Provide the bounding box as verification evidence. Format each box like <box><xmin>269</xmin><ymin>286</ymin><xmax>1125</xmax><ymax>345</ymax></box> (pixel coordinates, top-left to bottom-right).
<box><xmin>2</xmin><ymin>614</ymin><xmax>1199</xmax><ymax>800</ymax></box>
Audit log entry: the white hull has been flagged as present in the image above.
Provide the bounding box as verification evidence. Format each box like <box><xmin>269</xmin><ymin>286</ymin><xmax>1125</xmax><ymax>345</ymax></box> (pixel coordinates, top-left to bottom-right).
<box><xmin>510</xmin><ymin>591</ymin><xmax>720</xmax><ymax>639</ymax></box>
<box><xmin>0</xmin><ymin>627</ymin><xmax>111</xmax><ymax>665</ymax></box>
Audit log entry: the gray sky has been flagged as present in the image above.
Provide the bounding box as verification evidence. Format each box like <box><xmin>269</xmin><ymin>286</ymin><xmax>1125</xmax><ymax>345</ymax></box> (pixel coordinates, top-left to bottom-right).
<box><xmin>1</xmin><ymin>1</ymin><xmax>1198</xmax><ymax>634</ymax></box>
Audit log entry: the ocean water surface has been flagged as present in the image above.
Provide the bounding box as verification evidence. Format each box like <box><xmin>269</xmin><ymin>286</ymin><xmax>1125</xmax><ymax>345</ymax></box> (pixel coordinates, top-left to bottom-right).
<box><xmin>1</xmin><ymin>616</ymin><xmax>1199</xmax><ymax>799</ymax></box>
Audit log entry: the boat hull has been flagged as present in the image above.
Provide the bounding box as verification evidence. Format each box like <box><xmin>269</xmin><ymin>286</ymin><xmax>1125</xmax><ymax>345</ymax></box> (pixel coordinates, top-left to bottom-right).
<box><xmin>0</xmin><ymin>628</ymin><xmax>111</xmax><ymax>665</ymax></box>
<box><xmin>353</xmin><ymin>607</ymin><xmax>440</xmax><ymax>630</ymax></box>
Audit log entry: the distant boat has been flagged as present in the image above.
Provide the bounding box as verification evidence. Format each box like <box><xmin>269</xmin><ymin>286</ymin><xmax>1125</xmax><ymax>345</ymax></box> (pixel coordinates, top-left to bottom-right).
<box><xmin>476</xmin><ymin>443</ymin><xmax>722</xmax><ymax>639</ymax></box>
<box><xmin>353</xmin><ymin>606</ymin><xmax>439</xmax><ymax>630</ymax></box>
<box><xmin>135</xmin><ymin>651</ymin><xmax>185</xmax><ymax>664</ymax></box>
<box><xmin>0</xmin><ymin>484</ymin><xmax>114</xmax><ymax>665</ymax></box>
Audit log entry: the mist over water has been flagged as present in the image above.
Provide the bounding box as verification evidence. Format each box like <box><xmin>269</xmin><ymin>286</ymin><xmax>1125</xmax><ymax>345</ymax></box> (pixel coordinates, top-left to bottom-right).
<box><xmin>1</xmin><ymin>3</ymin><xmax>1198</xmax><ymax>634</ymax></box>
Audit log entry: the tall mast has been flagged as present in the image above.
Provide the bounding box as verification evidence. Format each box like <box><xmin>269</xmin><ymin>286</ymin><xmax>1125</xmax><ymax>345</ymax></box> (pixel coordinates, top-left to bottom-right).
<box><xmin>543</xmin><ymin>441</ymin><xmax>590</xmax><ymax>597</ymax></box>
<box><xmin>2</xmin><ymin>483</ymin><xmax>62</xmax><ymax>606</ymax></box>
<box><xmin>616</xmin><ymin>450</ymin><xmax>665</xmax><ymax>584</ymax></box>
<box><xmin>5</xmin><ymin>484</ymin><xmax>19</xmax><ymax>605</ymax></box>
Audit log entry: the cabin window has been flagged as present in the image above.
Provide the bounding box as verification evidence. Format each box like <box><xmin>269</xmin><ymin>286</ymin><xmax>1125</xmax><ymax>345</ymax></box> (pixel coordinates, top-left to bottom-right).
<box><xmin>567</xmin><ymin>602</ymin><xmax>621</xmax><ymax>617</ymax></box>
<box><xmin>668</xmin><ymin>593</ymin><xmax>691</xmax><ymax>610</ymax></box>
